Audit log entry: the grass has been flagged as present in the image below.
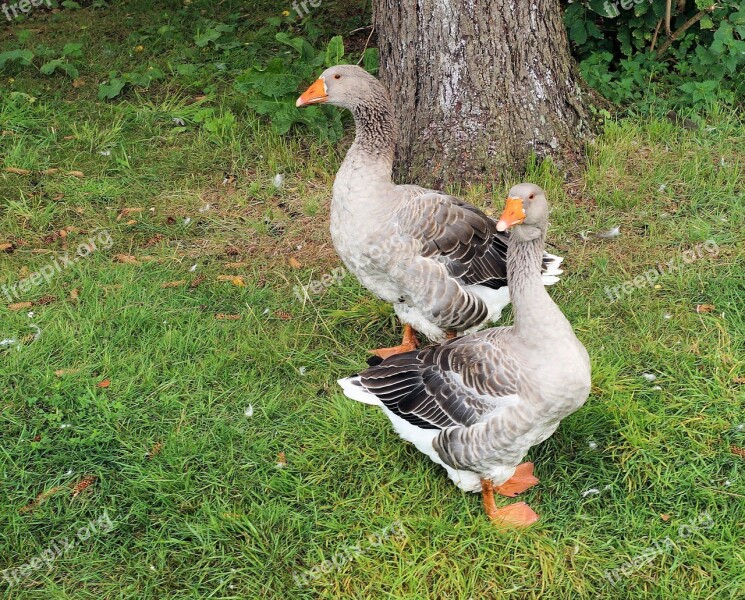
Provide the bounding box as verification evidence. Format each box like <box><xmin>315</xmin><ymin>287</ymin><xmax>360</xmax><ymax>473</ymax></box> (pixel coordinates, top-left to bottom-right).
<box><xmin>1</xmin><ymin>2</ymin><xmax>743</xmax><ymax>599</ymax></box>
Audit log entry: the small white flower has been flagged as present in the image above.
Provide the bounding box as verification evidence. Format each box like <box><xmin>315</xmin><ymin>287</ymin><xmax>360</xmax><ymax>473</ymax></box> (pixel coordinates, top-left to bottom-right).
<box><xmin>244</xmin><ymin>405</ymin><xmax>254</xmax><ymax>417</ymax></box>
<box><xmin>588</xmin><ymin>441</ymin><xmax>598</xmax><ymax>450</ymax></box>
<box><xmin>273</xmin><ymin>174</ymin><xmax>285</xmax><ymax>189</ymax></box>
<box><xmin>642</xmin><ymin>373</ymin><xmax>657</xmax><ymax>382</ymax></box>
<box><xmin>27</xmin><ymin>311</ymin><xmax>34</xmax><ymax>318</ymax></box>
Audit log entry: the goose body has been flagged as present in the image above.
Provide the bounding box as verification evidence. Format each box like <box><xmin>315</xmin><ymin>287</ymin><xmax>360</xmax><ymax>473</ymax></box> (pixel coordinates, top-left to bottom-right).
<box><xmin>298</xmin><ymin>66</ymin><xmax>563</xmax><ymax>344</ymax></box>
<box><xmin>339</xmin><ymin>184</ymin><xmax>591</xmax><ymax>525</ymax></box>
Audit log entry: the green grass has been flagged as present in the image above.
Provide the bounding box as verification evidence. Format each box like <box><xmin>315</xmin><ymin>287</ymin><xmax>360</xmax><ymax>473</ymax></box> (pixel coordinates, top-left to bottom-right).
<box><xmin>1</xmin><ymin>2</ymin><xmax>743</xmax><ymax>599</ymax></box>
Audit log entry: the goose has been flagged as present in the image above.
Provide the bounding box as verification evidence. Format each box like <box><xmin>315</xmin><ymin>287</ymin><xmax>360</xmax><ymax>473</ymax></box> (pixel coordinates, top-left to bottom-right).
<box><xmin>338</xmin><ymin>184</ymin><xmax>591</xmax><ymax>526</ymax></box>
<box><xmin>296</xmin><ymin>65</ymin><xmax>563</xmax><ymax>358</ymax></box>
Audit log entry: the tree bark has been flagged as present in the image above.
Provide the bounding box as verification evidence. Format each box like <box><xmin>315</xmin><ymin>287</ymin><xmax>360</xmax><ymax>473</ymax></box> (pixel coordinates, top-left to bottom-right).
<box><xmin>372</xmin><ymin>0</ymin><xmax>592</xmax><ymax>188</ymax></box>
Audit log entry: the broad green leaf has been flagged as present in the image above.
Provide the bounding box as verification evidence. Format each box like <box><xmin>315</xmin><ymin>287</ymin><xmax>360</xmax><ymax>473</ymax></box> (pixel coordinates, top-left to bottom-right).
<box><xmin>325</xmin><ymin>35</ymin><xmax>344</xmax><ymax>67</ymax></box>
<box><xmin>0</xmin><ymin>49</ymin><xmax>34</xmax><ymax>69</ymax></box>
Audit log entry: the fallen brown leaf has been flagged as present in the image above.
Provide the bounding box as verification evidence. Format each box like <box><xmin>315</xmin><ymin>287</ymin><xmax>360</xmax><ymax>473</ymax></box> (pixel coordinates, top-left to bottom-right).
<box><xmin>161</xmin><ymin>280</ymin><xmax>186</xmax><ymax>289</ymax></box>
<box><xmin>72</xmin><ymin>78</ymin><xmax>85</xmax><ymax>88</ymax></box>
<box><xmin>116</xmin><ymin>207</ymin><xmax>143</xmax><ymax>221</ymax></box>
<box><xmin>0</xmin><ymin>242</ymin><xmax>14</xmax><ymax>253</ymax></box>
<box><xmin>5</xmin><ymin>167</ymin><xmax>30</xmax><ymax>175</ymax></box>
<box><xmin>69</xmin><ymin>288</ymin><xmax>79</xmax><ymax>302</ymax></box>
<box><xmin>59</xmin><ymin>229</ymin><xmax>67</xmax><ymax>239</ymax></box>
<box><xmin>54</xmin><ymin>194</ymin><xmax>66</xmax><ymax>202</ymax></box>
<box><xmin>67</xmin><ymin>170</ymin><xmax>85</xmax><ymax>178</ymax></box>
<box><xmin>277</xmin><ymin>451</ymin><xmax>287</xmax><ymax>467</ymax></box>
<box><xmin>144</xmin><ymin>234</ymin><xmax>164</xmax><ymax>247</ymax></box>
<box><xmin>54</xmin><ymin>368</ymin><xmax>81</xmax><ymax>377</ymax></box>
<box><xmin>71</xmin><ymin>475</ymin><xmax>97</xmax><ymax>499</ymax></box>
<box><xmin>733</xmin><ymin>377</ymin><xmax>745</xmax><ymax>384</ymax></box>
<box><xmin>97</xmin><ymin>379</ymin><xmax>110</xmax><ymax>388</ymax></box>
<box><xmin>215</xmin><ymin>313</ymin><xmax>242</xmax><ymax>320</ymax></box>
<box><xmin>36</xmin><ymin>295</ymin><xmax>57</xmax><ymax>306</ymax></box>
<box><xmin>42</xmin><ymin>168</ymin><xmax>60</xmax><ymax>175</ymax></box>
<box><xmin>288</xmin><ymin>257</ymin><xmax>302</xmax><ymax>269</ymax></box>
<box><xmin>731</xmin><ymin>445</ymin><xmax>745</xmax><ymax>460</ymax></box>
<box><xmin>146</xmin><ymin>441</ymin><xmax>163</xmax><ymax>460</ymax></box>
<box><xmin>232</xmin><ymin>276</ymin><xmax>246</xmax><ymax>287</ymax></box>
<box><xmin>114</xmin><ymin>254</ymin><xmax>139</xmax><ymax>264</ymax></box>
<box><xmin>660</xmin><ymin>514</ymin><xmax>671</xmax><ymax>521</ymax></box>
<box><xmin>696</xmin><ymin>304</ymin><xmax>715</xmax><ymax>313</ymax></box>
<box><xmin>63</xmin><ymin>135</ymin><xmax>76</xmax><ymax>140</ymax></box>
<box><xmin>190</xmin><ymin>275</ymin><xmax>206</xmax><ymax>289</ymax></box>
<box><xmin>275</xmin><ymin>310</ymin><xmax>292</xmax><ymax>321</ymax></box>
<box><xmin>224</xmin><ymin>261</ymin><xmax>249</xmax><ymax>269</ymax></box>
<box><xmin>8</xmin><ymin>302</ymin><xmax>33</xmax><ymax>311</ymax></box>
<box><xmin>19</xmin><ymin>486</ymin><xmax>65</xmax><ymax>514</ymax></box>
<box><xmin>125</xmin><ymin>219</ymin><xmax>137</xmax><ymax>226</ymax></box>
<box><xmin>216</xmin><ymin>275</ymin><xmax>234</xmax><ymax>282</ymax></box>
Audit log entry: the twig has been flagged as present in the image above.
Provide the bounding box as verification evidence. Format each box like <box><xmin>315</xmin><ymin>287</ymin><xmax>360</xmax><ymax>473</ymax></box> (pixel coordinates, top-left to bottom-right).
<box><xmin>656</xmin><ymin>5</ymin><xmax>717</xmax><ymax>56</ymax></box>
<box><xmin>665</xmin><ymin>0</ymin><xmax>673</xmax><ymax>36</ymax></box>
<box><xmin>356</xmin><ymin>25</ymin><xmax>376</xmax><ymax>66</ymax></box>
<box><xmin>651</xmin><ymin>18</ymin><xmax>663</xmax><ymax>52</ymax></box>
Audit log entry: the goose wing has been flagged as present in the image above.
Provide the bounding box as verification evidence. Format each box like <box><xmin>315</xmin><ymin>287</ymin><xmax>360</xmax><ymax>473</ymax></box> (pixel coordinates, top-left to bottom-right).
<box><xmin>358</xmin><ymin>330</ymin><xmax>525</xmax><ymax>430</ymax></box>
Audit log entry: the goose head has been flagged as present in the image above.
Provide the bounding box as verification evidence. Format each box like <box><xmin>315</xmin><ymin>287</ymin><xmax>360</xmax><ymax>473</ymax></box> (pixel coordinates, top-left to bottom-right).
<box><xmin>296</xmin><ymin>65</ymin><xmax>385</xmax><ymax>111</ymax></box>
<box><xmin>497</xmin><ymin>183</ymin><xmax>549</xmax><ymax>241</ymax></box>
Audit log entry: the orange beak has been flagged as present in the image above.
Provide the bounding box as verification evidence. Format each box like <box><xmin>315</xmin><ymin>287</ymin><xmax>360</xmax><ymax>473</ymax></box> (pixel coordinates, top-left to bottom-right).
<box><xmin>296</xmin><ymin>78</ymin><xmax>328</xmax><ymax>108</ymax></box>
<box><xmin>496</xmin><ymin>197</ymin><xmax>526</xmax><ymax>232</ymax></box>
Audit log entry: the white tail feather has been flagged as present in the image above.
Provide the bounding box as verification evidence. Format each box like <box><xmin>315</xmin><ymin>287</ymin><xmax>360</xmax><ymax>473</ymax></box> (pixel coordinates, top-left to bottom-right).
<box><xmin>338</xmin><ymin>377</ymin><xmax>382</xmax><ymax>406</ymax></box>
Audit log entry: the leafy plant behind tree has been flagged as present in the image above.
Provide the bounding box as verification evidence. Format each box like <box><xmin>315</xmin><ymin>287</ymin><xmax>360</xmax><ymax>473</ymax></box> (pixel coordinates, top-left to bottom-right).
<box><xmin>564</xmin><ymin>0</ymin><xmax>744</xmax><ymax>111</ymax></box>
<box><xmin>234</xmin><ymin>18</ymin><xmax>379</xmax><ymax>142</ymax></box>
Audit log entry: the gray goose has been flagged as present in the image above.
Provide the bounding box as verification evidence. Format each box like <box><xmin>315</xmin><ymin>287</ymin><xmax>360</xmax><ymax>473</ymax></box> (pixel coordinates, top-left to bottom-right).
<box><xmin>339</xmin><ymin>184</ymin><xmax>590</xmax><ymax>526</ymax></box>
<box><xmin>297</xmin><ymin>65</ymin><xmax>563</xmax><ymax>358</ymax></box>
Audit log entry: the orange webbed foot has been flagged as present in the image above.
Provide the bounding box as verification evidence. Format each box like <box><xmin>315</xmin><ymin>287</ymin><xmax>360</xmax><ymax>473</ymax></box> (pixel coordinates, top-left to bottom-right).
<box><xmin>494</xmin><ymin>462</ymin><xmax>540</xmax><ymax>498</ymax></box>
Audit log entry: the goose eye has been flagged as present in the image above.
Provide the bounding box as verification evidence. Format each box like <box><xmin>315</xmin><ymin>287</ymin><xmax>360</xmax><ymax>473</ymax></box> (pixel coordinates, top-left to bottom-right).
<box><xmin>529</xmin><ymin>193</ymin><xmax>535</xmax><ymax>200</ymax></box>
<box><xmin>334</xmin><ymin>74</ymin><xmax>341</xmax><ymax>80</ymax></box>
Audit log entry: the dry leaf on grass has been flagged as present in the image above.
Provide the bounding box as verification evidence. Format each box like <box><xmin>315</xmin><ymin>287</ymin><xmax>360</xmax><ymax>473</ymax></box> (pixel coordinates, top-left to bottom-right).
<box><xmin>71</xmin><ymin>475</ymin><xmax>97</xmax><ymax>498</ymax></box>
<box><xmin>8</xmin><ymin>302</ymin><xmax>33</xmax><ymax>311</ymax></box>
<box><xmin>54</xmin><ymin>368</ymin><xmax>81</xmax><ymax>377</ymax></box>
<box><xmin>696</xmin><ymin>304</ymin><xmax>715</xmax><ymax>313</ymax></box>
<box><xmin>660</xmin><ymin>514</ymin><xmax>671</xmax><ymax>521</ymax></box>
<box><xmin>116</xmin><ymin>207</ymin><xmax>143</xmax><ymax>221</ymax></box>
<box><xmin>72</xmin><ymin>78</ymin><xmax>85</xmax><ymax>88</ymax></box>
<box><xmin>125</xmin><ymin>219</ymin><xmax>137</xmax><ymax>225</ymax></box>
<box><xmin>36</xmin><ymin>295</ymin><xmax>57</xmax><ymax>306</ymax></box>
<box><xmin>67</xmin><ymin>170</ymin><xmax>85</xmax><ymax>178</ymax></box>
<box><xmin>5</xmin><ymin>167</ymin><xmax>31</xmax><ymax>175</ymax></box>
<box><xmin>114</xmin><ymin>254</ymin><xmax>139</xmax><ymax>264</ymax></box>
<box><xmin>146</xmin><ymin>442</ymin><xmax>163</xmax><ymax>460</ymax></box>
<box><xmin>19</xmin><ymin>486</ymin><xmax>66</xmax><ymax>514</ymax></box>
<box><xmin>231</xmin><ymin>276</ymin><xmax>246</xmax><ymax>287</ymax></box>
<box><xmin>161</xmin><ymin>280</ymin><xmax>186</xmax><ymax>288</ymax></box>
<box><xmin>0</xmin><ymin>242</ymin><xmax>14</xmax><ymax>253</ymax></box>
<box><xmin>42</xmin><ymin>168</ymin><xmax>60</xmax><ymax>175</ymax></box>
<box><xmin>276</xmin><ymin>452</ymin><xmax>287</xmax><ymax>468</ymax></box>
<box><xmin>70</xmin><ymin>288</ymin><xmax>79</xmax><ymax>302</ymax></box>
<box><xmin>97</xmin><ymin>379</ymin><xmax>110</xmax><ymax>388</ymax></box>
<box><xmin>275</xmin><ymin>310</ymin><xmax>292</xmax><ymax>321</ymax></box>
<box><xmin>144</xmin><ymin>234</ymin><xmax>164</xmax><ymax>247</ymax></box>
<box><xmin>731</xmin><ymin>445</ymin><xmax>745</xmax><ymax>459</ymax></box>
<box><xmin>733</xmin><ymin>377</ymin><xmax>745</xmax><ymax>384</ymax></box>
<box><xmin>288</xmin><ymin>257</ymin><xmax>302</xmax><ymax>269</ymax></box>
<box><xmin>190</xmin><ymin>275</ymin><xmax>206</xmax><ymax>289</ymax></box>
<box><xmin>215</xmin><ymin>313</ymin><xmax>242</xmax><ymax>320</ymax></box>
<box><xmin>216</xmin><ymin>275</ymin><xmax>234</xmax><ymax>282</ymax></box>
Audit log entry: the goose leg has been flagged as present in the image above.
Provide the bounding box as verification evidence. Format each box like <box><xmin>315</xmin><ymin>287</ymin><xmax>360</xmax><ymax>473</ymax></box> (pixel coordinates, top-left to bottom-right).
<box><xmin>494</xmin><ymin>462</ymin><xmax>540</xmax><ymax>498</ymax></box>
<box><xmin>370</xmin><ymin>324</ymin><xmax>419</xmax><ymax>359</ymax></box>
<box><xmin>481</xmin><ymin>479</ymin><xmax>539</xmax><ymax>527</ymax></box>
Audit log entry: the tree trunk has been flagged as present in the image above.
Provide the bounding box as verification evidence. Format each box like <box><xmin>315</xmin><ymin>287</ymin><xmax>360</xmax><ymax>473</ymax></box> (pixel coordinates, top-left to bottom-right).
<box><xmin>372</xmin><ymin>0</ymin><xmax>592</xmax><ymax>188</ymax></box>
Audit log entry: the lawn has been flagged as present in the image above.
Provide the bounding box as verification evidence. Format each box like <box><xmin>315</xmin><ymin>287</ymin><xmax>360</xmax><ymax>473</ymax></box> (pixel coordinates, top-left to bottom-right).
<box><xmin>0</xmin><ymin>2</ymin><xmax>743</xmax><ymax>599</ymax></box>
